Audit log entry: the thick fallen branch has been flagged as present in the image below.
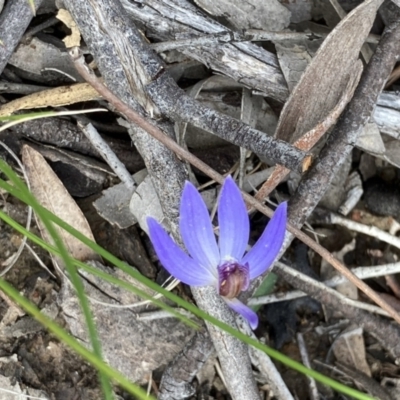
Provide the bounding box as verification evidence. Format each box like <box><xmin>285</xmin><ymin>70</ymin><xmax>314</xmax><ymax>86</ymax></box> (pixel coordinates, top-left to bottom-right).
<box><xmin>0</xmin><ymin>0</ymin><xmax>43</xmax><ymax>74</ymax></box>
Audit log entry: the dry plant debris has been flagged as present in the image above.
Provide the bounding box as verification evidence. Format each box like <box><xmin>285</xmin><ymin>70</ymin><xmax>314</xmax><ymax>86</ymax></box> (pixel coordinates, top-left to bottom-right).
<box><xmin>0</xmin><ymin>1</ymin><xmax>400</xmax><ymax>399</ymax></box>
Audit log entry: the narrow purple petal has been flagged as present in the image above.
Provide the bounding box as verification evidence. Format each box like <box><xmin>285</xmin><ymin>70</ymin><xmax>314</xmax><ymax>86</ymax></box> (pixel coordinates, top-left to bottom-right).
<box><xmin>180</xmin><ymin>182</ymin><xmax>219</xmax><ymax>270</ymax></box>
<box><xmin>242</xmin><ymin>202</ymin><xmax>287</xmax><ymax>280</ymax></box>
<box><xmin>218</xmin><ymin>176</ymin><xmax>249</xmax><ymax>261</ymax></box>
<box><xmin>147</xmin><ymin>217</ymin><xmax>216</xmax><ymax>286</ymax></box>
<box><xmin>225</xmin><ymin>298</ymin><xmax>258</xmax><ymax>329</ymax></box>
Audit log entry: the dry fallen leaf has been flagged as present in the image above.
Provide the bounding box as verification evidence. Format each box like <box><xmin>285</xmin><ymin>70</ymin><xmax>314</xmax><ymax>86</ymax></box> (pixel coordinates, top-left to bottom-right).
<box><xmin>275</xmin><ymin>0</ymin><xmax>383</xmax><ymax>144</ymax></box>
<box><xmin>56</xmin><ymin>9</ymin><xmax>81</xmax><ymax>48</ymax></box>
<box><xmin>21</xmin><ymin>145</ymin><xmax>100</xmax><ymax>271</ymax></box>
<box><xmin>331</xmin><ymin>326</ymin><xmax>371</xmax><ymax>377</ymax></box>
<box><xmin>9</xmin><ymin>37</ymin><xmax>80</xmax><ymax>81</ymax></box>
<box><xmin>0</xmin><ymin>83</ymin><xmax>100</xmax><ymax>116</ymax></box>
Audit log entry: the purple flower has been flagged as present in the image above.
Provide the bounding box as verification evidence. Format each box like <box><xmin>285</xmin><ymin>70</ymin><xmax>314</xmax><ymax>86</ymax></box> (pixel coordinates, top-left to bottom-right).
<box><xmin>147</xmin><ymin>176</ymin><xmax>287</xmax><ymax>329</ymax></box>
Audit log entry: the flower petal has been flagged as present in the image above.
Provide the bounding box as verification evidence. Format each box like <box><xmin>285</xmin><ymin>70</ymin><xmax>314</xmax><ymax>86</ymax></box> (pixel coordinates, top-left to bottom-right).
<box><xmin>218</xmin><ymin>176</ymin><xmax>249</xmax><ymax>261</ymax></box>
<box><xmin>147</xmin><ymin>217</ymin><xmax>216</xmax><ymax>286</ymax></box>
<box><xmin>242</xmin><ymin>202</ymin><xmax>287</xmax><ymax>280</ymax></box>
<box><xmin>225</xmin><ymin>298</ymin><xmax>258</xmax><ymax>329</ymax></box>
<box><xmin>180</xmin><ymin>181</ymin><xmax>219</xmax><ymax>270</ymax></box>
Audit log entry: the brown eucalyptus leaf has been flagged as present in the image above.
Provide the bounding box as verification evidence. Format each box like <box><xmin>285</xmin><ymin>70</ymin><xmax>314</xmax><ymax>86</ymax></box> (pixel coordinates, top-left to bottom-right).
<box><xmin>22</xmin><ymin>145</ymin><xmax>99</xmax><ymax>268</ymax></box>
<box><xmin>275</xmin><ymin>0</ymin><xmax>383</xmax><ymax>144</ymax></box>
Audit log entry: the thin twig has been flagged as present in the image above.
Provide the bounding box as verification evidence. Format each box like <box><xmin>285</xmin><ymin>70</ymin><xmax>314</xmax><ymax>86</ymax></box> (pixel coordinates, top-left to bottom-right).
<box><xmin>150</xmin><ymin>30</ymin><xmax>323</xmax><ymax>53</ymax></box>
<box><xmin>319</xmin><ymin>210</ymin><xmax>400</xmax><ymax>250</ymax></box>
<box><xmin>79</xmin><ymin>122</ymin><xmax>136</xmax><ymax>190</ymax></box>
<box><xmin>249</xmin><ymin>261</ymin><xmax>400</xmax><ymax>307</ymax></box>
<box><xmin>70</xmin><ymin>49</ymin><xmax>400</xmax><ymax>326</ymax></box>
<box><xmin>297</xmin><ymin>333</ymin><xmax>319</xmax><ymax>400</ymax></box>
<box><xmin>236</xmin><ymin>317</ymin><xmax>294</xmax><ymax>400</ymax></box>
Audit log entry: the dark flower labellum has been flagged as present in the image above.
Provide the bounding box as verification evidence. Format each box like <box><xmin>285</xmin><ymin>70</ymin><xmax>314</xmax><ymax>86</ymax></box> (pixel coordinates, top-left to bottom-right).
<box><xmin>218</xmin><ymin>261</ymin><xmax>250</xmax><ymax>299</ymax></box>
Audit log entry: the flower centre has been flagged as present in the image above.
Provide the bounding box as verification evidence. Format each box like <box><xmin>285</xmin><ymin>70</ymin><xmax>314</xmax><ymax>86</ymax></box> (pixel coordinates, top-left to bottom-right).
<box><xmin>217</xmin><ymin>261</ymin><xmax>250</xmax><ymax>299</ymax></box>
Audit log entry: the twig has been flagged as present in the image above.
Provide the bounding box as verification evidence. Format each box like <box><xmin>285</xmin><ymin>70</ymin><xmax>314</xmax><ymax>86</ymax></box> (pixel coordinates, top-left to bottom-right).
<box><xmin>146</xmin><ymin>72</ymin><xmax>310</xmax><ymax>174</ymax></box>
<box><xmin>150</xmin><ymin>31</ymin><xmax>236</xmax><ymax>53</ymax></box>
<box><xmin>244</xmin><ymin>29</ymin><xmax>380</xmax><ymax>44</ymax></box>
<box><xmin>0</xmin><ymin>82</ymin><xmax>48</xmax><ymax>95</ymax></box>
<box><xmin>23</xmin><ymin>15</ymin><xmax>59</xmax><ymax>39</ymax></box>
<box><xmin>136</xmin><ymin>308</ymin><xmax>193</xmax><ymax>321</ymax></box>
<box><xmin>79</xmin><ymin>122</ymin><xmax>136</xmax><ymax>190</ymax></box>
<box><xmin>190</xmin><ymin>285</ymin><xmax>260</xmax><ymax>399</ymax></box>
<box><xmin>249</xmin><ymin>261</ymin><xmax>400</xmax><ymax>307</ymax></box>
<box><xmin>317</xmin><ymin>210</ymin><xmax>400</xmax><ymax>250</ymax></box>
<box><xmin>297</xmin><ymin>333</ymin><xmax>319</xmax><ymax>400</ymax></box>
<box><xmin>236</xmin><ymin>317</ymin><xmax>294</xmax><ymax>400</ymax></box>
<box><xmin>120</xmin><ymin>0</ymin><xmax>289</xmax><ymax>101</ymax></box>
<box><xmin>149</xmin><ymin>30</ymin><xmax>328</xmax><ymax>54</ymax></box>
<box><xmin>70</xmin><ymin>50</ymin><xmax>400</xmax><ymax>327</ymax></box>
<box><xmin>338</xmin><ymin>172</ymin><xmax>363</xmax><ymax>216</ymax></box>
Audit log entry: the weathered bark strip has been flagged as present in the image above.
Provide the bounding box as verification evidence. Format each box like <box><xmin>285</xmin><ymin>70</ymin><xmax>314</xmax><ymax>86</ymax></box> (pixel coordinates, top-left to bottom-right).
<box><xmin>289</xmin><ymin>19</ymin><xmax>400</xmax><ymax>227</ymax></box>
<box><xmin>120</xmin><ymin>0</ymin><xmax>288</xmax><ymax>101</ymax></box>
<box><xmin>0</xmin><ymin>0</ymin><xmax>43</xmax><ymax>74</ymax></box>
<box><xmin>158</xmin><ymin>329</ymin><xmax>214</xmax><ymax>400</ymax></box>
<box><xmin>10</xmin><ymin>117</ymin><xmax>145</xmax><ymax>173</ymax></box>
